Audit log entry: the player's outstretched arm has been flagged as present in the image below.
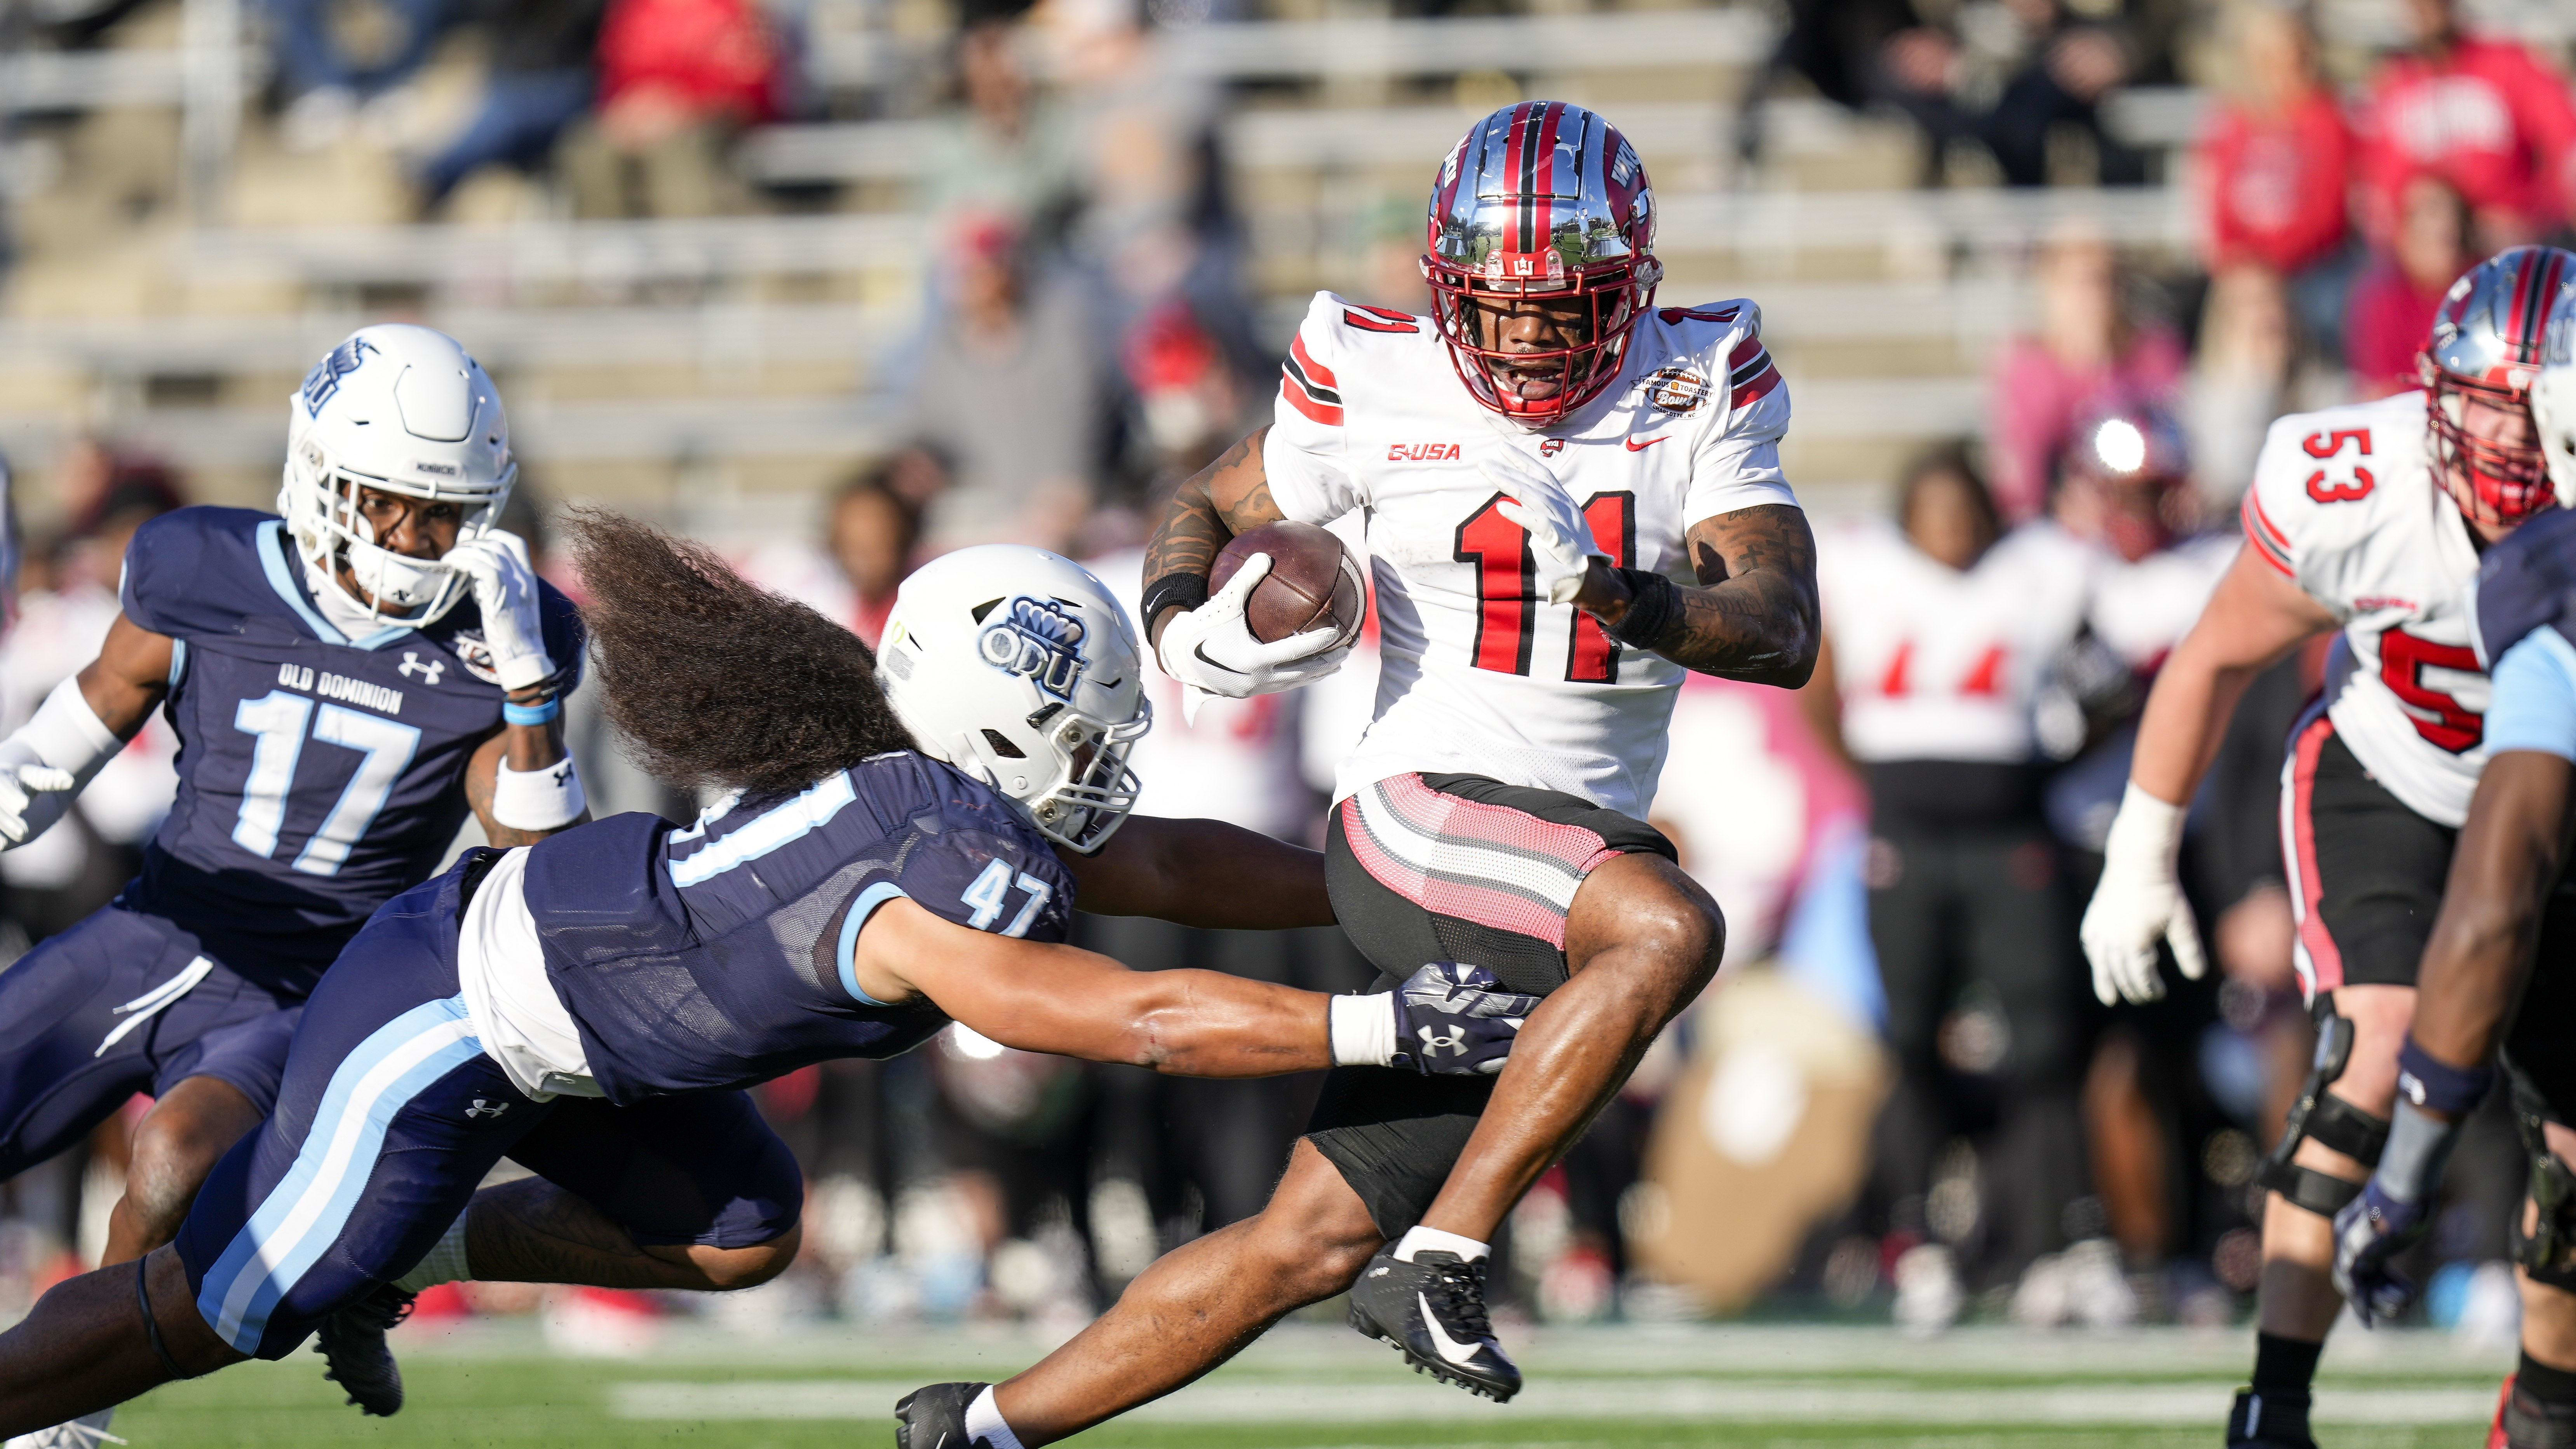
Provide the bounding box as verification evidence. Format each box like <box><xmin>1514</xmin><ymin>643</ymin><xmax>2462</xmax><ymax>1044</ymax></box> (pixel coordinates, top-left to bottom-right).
<box><xmin>1141</xmin><ymin>426</ymin><xmax>1283</xmax><ymax>649</ymax></box>
<box><xmin>1058</xmin><ymin>814</ymin><xmax>1333</xmax><ymax>931</ymax></box>
<box><xmin>2411</xmin><ymin>749</ymin><xmax>2576</xmax><ymax>1068</ymax></box>
<box><xmin>462</xmin><ymin>727</ymin><xmax>589</xmax><ymax>848</ymax></box>
<box><xmin>1561</xmin><ymin>504</ymin><xmax>1822</xmax><ymax>687</ymax></box>
<box><xmin>852</xmin><ymin>896</ymin><xmax>1533</xmax><ymax>1079</ymax></box>
<box><xmin>0</xmin><ymin>612</ymin><xmax>172</xmax><ymax>848</ymax></box>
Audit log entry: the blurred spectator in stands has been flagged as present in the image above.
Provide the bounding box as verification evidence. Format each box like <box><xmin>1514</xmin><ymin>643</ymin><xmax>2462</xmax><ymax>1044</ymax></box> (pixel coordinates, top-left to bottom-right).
<box><xmin>564</xmin><ymin>0</ymin><xmax>779</xmax><ymax>218</ymax></box>
<box><xmin>2346</xmin><ymin>173</ymin><xmax>2475</xmax><ymax>398</ymax></box>
<box><xmin>267</xmin><ymin>0</ymin><xmax>453</xmax><ymax>151</ymax></box>
<box><xmin>908</xmin><ymin>214</ymin><xmax>1103</xmax><ymax>553</ymax></box>
<box><xmin>2196</xmin><ymin>5</ymin><xmax>2355</xmax><ymax>359</ymax></box>
<box><xmin>1987</xmin><ymin>228</ymin><xmax>2185</xmax><ymax>521</ymax></box>
<box><xmin>922</xmin><ymin>14</ymin><xmax>1081</xmax><ymax>246</ymax></box>
<box><xmin>740</xmin><ymin>460</ymin><xmax>925</xmax><ymax>649</ymax></box>
<box><xmin>2188</xmin><ymin>265</ymin><xmax>2296</xmax><ymax>507</ymax></box>
<box><xmin>2355</xmin><ymin>0</ymin><xmax>2576</xmax><ymax>249</ymax></box>
<box><xmin>1879</xmin><ymin>0</ymin><xmax>2144</xmax><ymax>188</ymax></box>
<box><xmin>413</xmin><ymin>0</ymin><xmax>607</xmax><ymax>215</ymax></box>
<box><xmin>1808</xmin><ymin>443</ymin><xmax>2101</xmax><ymax>1327</ymax></box>
<box><xmin>1357</xmin><ymin>196</ymin><xmax>1433</xmax><ymax>317</ymax></box>
<box><xmin>1109</xmin><ymin>299</ymin><xmax>1249</xmax><ymax>544</ymax></box>
<box><xmin>1735</xmin><ymin>0</ymin><xmax>1920</xmax><ymax>171</ymax></box>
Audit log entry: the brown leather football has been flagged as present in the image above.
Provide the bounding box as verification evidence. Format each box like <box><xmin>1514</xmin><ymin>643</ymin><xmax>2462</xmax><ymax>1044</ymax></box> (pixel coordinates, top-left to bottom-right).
<box><xmin>1210</xmin><ymin>521</ymin><xmax>1366</xmax><ymax>646</ymax></box>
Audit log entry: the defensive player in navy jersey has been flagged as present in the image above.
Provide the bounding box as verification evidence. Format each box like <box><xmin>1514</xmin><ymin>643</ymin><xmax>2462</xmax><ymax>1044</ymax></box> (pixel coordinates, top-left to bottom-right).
<box><xmin>0</xmin><ymin>513</ymin><xmax>1533</xmax><ymax>1438</ymax></box>
<box><xmin>0</xmin><ymin>325</ymin><xmax>587</xmax><ymax>1447</ymax></box>
<box><xmin>2329</xmin><ymin>419</ymin><xmax>2576</xmax><ymax>1447</ymax></box>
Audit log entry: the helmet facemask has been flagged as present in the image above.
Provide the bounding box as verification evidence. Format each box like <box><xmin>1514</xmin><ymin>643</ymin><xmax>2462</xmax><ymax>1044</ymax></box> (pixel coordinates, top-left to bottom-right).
<box><xmin>1014</xmin><ymin>699</ymin><xmax>1151</xmax><ymax>853</ymax></box>
<box><xmin>283</xmin><ymin>433</ymin><xmax>513</xmax><ymax>625</ymax></box>
<box><xmin>1424</xmin><ymin>257</ymin><xmax>1659</xmax><ymax>428</ymax></box>
<box><xmin>2421</xmin><ymin>357</ymin><xmax>2552</xmax><ymax>528</ymax></box>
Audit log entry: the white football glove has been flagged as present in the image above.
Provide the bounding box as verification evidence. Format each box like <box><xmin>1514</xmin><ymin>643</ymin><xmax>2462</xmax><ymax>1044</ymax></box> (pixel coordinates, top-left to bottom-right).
<box><xmin>2079</xmin><ymin>783</ymin><xmax>2208</xmax><ymax>1005</ymax></box>
<box><xmin>0</xmin><ymin>739</ymin><xmax>75</xmax><ymax>847</ymax></box>
<box><xmin>1154</xmin><ymin>553</ymin><xmax>1350</xmax><ymax>719</ymax></box>
<box><xmin>1480</xmin><ymin>448</ymin><xmax>1603</xmax><ymax>605</ymax></box>
<box><xmin>445</xmin><ymin>530</ymin><xmax>557</xmax><ymax>692</ymax></box>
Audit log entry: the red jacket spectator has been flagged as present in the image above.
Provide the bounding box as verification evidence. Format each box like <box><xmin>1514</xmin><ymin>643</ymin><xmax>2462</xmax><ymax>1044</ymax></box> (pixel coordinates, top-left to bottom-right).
<box><xmin>597</xmin><ymin>0</ymin><xmax>779</xmax><ymax>124</ymax></box>
<box><xmin>2345</xmin><ymin>171</ymin><xmax>2474</xmax><ymax>397</ymax></box>
<box><xmin>2200</xmin><ymin>91</ymin><xmax>2353</xmax><ymax>275</ymax></box>
<box><xmin>2356</xmin><ymin>35</ymin><xmax>2576</xmax><ymax>240</ymax></box>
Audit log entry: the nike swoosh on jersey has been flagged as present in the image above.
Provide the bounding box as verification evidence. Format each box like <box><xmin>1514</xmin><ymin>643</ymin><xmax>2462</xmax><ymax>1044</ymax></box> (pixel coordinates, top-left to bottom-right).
<box><xmin>1420</xmin><ymin>1292</ymin><xmax>1486</xmax><ymax>1365</ymax></box>
<box><xmin>1625</xmin><ymin>436</ymin><xmax>1670</xmax><ymax>452</ymax></box>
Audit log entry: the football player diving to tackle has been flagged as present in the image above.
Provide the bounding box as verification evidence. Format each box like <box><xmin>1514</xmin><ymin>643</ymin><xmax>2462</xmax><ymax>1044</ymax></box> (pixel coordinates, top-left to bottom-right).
<box><xmin>2080</xmin><ymin>247</ymin><xmax>2576</xmax><ymax>1449</ymax></box>
<box><xmin>898</xmin><ymin>99</ymin><xmax>1823</xmax><ymax>1449</ymax></box>
<box><xmin>0</xmin><ymin>514</ymin><xmax>1538</xmax><ymax>1439</ymax></box>
<box><xmin>2329</xmin><ymin>336</ymin><xmax>2576</xmax><ymax>1449</ymax></box>
<box><xmin>0</xmin><ymin>325</ymin><xmax>588</xmax><ymax>1448</ymax></box>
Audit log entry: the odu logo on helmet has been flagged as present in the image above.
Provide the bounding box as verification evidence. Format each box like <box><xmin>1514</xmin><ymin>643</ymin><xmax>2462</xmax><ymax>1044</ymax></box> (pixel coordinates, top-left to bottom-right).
<box><xmin>300</xmin><ymin>336</ymin><xmax>375</xmax><ymax>414</ymax></box>
<box><xmin>979</xmin><ymin>596</ymin><xmax>1089</xmax><ymax>700</ymax></box>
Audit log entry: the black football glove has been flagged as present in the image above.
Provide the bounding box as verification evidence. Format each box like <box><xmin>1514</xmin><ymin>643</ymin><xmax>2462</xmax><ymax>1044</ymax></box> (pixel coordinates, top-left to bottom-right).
<box><xmin>1387</xmin><ymin>962</ymin><xmax>1540</xmax><ymax>1076</ymax></box>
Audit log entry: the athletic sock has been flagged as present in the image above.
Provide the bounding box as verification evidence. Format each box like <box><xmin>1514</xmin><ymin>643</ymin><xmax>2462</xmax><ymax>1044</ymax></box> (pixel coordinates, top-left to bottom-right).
<box><xmin>394</xmin><ymin>1211</ymin><xmax>472</xmax><ymax>1293</ymax></box>
<box><xmin>2519</xmin><ymin>1353</ymin><xmax>2576</xmax><ymax>1408</ymax></box>
<box><xmin>1394</xmin><ymin>1225</ymin><xmax>1490</xmax><ymax>1263</ymax></box>
<box><xmin>965</xmin><ymin>1385</ymin><xmax>1027</xmax><ymax>1449</ymax></box>
<box><xmin>2250</xmin><ymin>1332</ymin><xmax>2323</xmax><ymax>1400</ymax></box>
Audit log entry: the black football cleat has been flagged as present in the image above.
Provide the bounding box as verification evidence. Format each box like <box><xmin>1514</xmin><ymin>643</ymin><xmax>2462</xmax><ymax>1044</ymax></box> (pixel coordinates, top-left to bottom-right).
<box><xmin>2226</xmin><ymin>1389</ymin><xmax>2317</xmax><ymax>1449</ymax></box>
<box><xmin>895</xmin><ymin>1382</ymin><xmax>993</xmax><ymax>1449</ymax></box>
<box><xmin>315</xmin><ymin>1283</ymin><xmax>415</xmax><ymax>1417</ymax></box>
<box><xmin>1346</xmin><ymin>1242</ymin><xmax>1520</xmax><ymax>1402</ymax></box>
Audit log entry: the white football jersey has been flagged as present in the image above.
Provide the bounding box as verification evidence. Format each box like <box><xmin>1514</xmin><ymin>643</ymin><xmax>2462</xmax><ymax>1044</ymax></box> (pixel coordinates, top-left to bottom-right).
<box><xmin>1262</xmin><ymin>291</ymin><xmax>1799</xmax><ymax>820</ymax></box>
<box><xmin>1818</xmin><ymin>520</ymin><xmax>2097</xmax><ymax>764</ymax></box>
<box><xmin>2241</xmin><ymin>390</ymin><xmax>2489</xmax><ymax>825</ymax></box>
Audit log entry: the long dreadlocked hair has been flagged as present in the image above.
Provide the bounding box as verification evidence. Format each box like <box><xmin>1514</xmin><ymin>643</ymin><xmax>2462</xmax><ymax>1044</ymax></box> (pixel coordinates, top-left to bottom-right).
<box><xmin>563</xmin><ymin>508</ymin><xmax>913</xmax><ymax>799</ymax></box>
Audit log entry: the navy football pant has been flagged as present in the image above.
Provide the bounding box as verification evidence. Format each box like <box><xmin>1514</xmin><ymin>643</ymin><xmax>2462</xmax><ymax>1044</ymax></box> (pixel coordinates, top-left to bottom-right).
<box><xmin>174</xmin><ymin>867</ymin><xmax>803</xmax><ymax>1360</ymax></box>
<box><xmin>0</xmin><ymin>903</ymin><xmax>300</xmax><ymax>1179</ymax></box>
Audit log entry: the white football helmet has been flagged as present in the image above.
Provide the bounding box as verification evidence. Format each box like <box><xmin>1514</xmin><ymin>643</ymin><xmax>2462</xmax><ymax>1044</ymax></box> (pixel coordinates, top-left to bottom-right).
<box><xmin>279</xmin><ymin>324</ymin><xmax>517</xmax><ymax>625</ymax></box>
<box><xmin>876</xmin><ymin>545</ymin><xmax>1151</xmax><ymax>853</ymax></box>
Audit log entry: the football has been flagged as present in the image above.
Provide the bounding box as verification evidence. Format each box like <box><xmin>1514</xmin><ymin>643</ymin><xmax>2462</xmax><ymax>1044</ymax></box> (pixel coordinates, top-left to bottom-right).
<box><xmin>1209</xmin><ymin>521</ymin><xmax>1367</xmax><ymax>646</ymax></box>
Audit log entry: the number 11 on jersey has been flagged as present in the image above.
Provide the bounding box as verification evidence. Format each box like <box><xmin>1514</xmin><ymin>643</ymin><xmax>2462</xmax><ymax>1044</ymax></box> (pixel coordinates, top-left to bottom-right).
<box><xmin>1454</xmin><ymin>492</ymin><xmax>1637</xmax><ymax>682</ymax></box>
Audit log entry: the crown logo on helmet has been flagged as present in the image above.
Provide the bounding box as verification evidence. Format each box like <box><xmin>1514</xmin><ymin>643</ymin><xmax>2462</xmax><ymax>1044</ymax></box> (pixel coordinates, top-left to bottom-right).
<box><xmin>979</xmin><ymin>596</ymin><xmax>1090</xmax><ymax>700</ymax></box>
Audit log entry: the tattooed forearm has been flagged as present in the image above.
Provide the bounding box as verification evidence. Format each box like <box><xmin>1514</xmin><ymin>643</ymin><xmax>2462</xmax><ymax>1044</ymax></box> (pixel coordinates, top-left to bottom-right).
<box><xmin>1587</xmin><ymin>504</ymin><xmax>1819</xmax><ymax>685</ymax></box>
<box><xmin>1141</xmin><ymin>426</ymin><xmax>1284</xmax><ymax>645</ymax></box>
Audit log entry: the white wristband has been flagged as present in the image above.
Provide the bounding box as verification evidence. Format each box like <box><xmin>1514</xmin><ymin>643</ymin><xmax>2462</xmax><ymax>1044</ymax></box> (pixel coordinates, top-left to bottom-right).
<box><xmin>23</xmin><ymin>674</ymin><xmax>121</xmax><ymax>779</ymax></box>
<box><xmin>2101</xmin><ymin>781</ymin><xmax>2187</xmax><ymax>868</ymax></box>
<box><xmin>491</xmin><ymin>757</ymin><xmax>587</xmax><ymax>832</ymax></box>
<box><xmin>1328</xmin><ymin>993</ymin><xmax>1396</xmax><ymax>1068</ymax></box>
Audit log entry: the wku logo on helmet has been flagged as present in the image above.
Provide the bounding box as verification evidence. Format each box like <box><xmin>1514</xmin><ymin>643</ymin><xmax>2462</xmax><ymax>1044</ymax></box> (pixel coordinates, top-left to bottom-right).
<box><xmin>978</xmin><ymin>596</ymin><xmax>1089</xmax><ymax>700</ymax></box>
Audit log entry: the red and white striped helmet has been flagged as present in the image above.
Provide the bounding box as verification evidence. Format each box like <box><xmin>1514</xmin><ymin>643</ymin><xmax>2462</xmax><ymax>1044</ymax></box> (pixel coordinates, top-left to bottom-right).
<box><xmin>2419</xmin><ymin>245</ymin><xmax>2576</xmax><ymax>527</ymax></box>
<box><xmin>1422</xmin><ymin>101</ymin><xmax>1661</xmax><ymax>428</ymax></box>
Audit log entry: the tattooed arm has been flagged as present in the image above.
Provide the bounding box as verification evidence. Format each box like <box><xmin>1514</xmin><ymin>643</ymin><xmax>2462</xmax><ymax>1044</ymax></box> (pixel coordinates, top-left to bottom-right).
<box><xmin>1571</xmin><ymin>504</ymin><xmax>1821</xmax><ymax>688</ymax></box>
<box><xmin>1141</xmin><ymin>426</ymin><xmax>1285</xmax><ymax>651</ymax></box>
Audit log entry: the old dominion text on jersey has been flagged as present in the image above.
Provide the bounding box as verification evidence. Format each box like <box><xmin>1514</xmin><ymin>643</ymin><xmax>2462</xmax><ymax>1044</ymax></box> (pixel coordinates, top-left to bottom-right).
<box><xmin>119</xmin><ymin>506</ymin><xmax>583</xmax><ymax>992</ymax></box>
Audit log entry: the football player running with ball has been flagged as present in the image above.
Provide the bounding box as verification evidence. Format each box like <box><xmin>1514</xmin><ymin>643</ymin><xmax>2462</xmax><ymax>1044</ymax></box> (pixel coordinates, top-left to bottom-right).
<box><xmin>2329</xmin><ymin>320</ymin><xmax>2576</xmax><ymax>1449</ymax></box>
<box><xmin>2079</xmin><ymin>247</ymin><xmax>2576</xmax><ymax>1449</ymax></box>
<box><xmin>0</xmin><ymin>516</ymin><xmax>1535</xmax><ymax>1440</ymax></box>
<box><xmin>0</xmin><ymin>325</ymin><xmax>587</xmax><ymax>1447</ymax></box>
<box><xmin>898</xmin><ymin>99</ymin><xmax>1822</xmax><ymax>1448</ymax></box>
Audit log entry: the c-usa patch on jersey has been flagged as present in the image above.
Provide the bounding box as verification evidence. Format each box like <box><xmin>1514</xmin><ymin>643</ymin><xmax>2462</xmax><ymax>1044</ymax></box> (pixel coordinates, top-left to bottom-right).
<box><xmin>979</xmin><ymin>596</ymin><xmax>1088</xmax><ymax>699</ymax></box>
<box><xmin>1644</xmin><ymin>366</ymin><xmax>1709</xmax><ymax>415</ymax></box>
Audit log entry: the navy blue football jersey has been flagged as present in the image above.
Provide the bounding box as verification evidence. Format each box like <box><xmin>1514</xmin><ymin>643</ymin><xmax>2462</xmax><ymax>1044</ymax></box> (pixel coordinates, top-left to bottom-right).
<box><xmin>2477</xmin><ymin>506</ymin><xmax>2576</xmax><ymax>667</ymax></box>
<box><xmin>119</xmin><ymin>507</ymin><xmax>585</xmax><ymax>994</ymax></box>
<box><xmin>522</xmin><ymin>750</ymin><xmax>1077</xmax><ymax>1103</ymax></box>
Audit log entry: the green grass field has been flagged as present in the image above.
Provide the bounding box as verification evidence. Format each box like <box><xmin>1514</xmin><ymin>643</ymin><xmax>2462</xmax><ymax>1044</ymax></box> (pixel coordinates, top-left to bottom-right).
<box><xmin>106</xmin><ymin>1321</ymin><xmax>2515</xmax><ymax>1448</ymax></box>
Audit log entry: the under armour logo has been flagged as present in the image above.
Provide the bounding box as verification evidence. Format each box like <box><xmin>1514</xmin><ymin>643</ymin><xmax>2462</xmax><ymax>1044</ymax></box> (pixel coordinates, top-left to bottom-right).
<box><xmin>1417</xmin><ymin>1025</ymin><xmax>1468</xmax><ymax>1057</ymax></box>
<box><xmin>465</xmin><ymin>1099</ymin><xmax>509</xmax><ymax>1119</ymax></box>
<box><xmin>548</xmin><ymin>763</ymin><xmax>572</xmax><ymax>785</ymax></box>
<box><xmin>399</xmin><ymin>652</ymin><xmax>445</xmax><ymax>685</ymax></box>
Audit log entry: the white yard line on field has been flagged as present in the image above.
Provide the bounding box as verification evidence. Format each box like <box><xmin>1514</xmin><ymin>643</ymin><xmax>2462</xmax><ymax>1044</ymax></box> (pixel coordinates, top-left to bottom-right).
<box><xmin>607</xmin><ymin>1378</ymin><xmax>2494</xmax><ymax>1426</ymax></box>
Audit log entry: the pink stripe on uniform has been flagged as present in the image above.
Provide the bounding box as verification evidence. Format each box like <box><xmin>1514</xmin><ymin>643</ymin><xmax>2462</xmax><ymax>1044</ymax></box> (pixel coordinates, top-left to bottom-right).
<box><xmin>1374</xmin><ymin>774</ymin><xmax>1618</xmax><ymax>875</ymax></box>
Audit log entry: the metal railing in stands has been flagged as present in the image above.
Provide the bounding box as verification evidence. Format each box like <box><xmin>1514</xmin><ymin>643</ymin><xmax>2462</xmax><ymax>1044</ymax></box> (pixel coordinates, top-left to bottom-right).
<box><xmin>173</xmin><ymin>185</ymin><xmax>2191</xmax><ymax>291</ymax></box>
<box><xmin>0</xmin><ymin>372</ymin><xmax>1986</xmax><ymax>470</ymax></box>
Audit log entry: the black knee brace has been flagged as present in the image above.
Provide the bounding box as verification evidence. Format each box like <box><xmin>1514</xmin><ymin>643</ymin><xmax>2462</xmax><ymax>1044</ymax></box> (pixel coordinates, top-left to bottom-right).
<box><xmin>2257</xmin><ymin>1001</ymin><xmax>2391</xmax><ymax>1217</ymax></box>
<box><xmin>2516</xmin><ymin>1113</ymin><xmax>2576</xmax><ymax>1290</ymax></box>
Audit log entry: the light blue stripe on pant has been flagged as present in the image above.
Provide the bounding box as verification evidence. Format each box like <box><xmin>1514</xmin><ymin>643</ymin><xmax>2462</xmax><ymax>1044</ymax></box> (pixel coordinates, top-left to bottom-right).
<box><xmin>195</xmin><ymin>994</ymin><xmax>483</xmax><ymax>1354</ymax></box>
